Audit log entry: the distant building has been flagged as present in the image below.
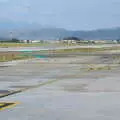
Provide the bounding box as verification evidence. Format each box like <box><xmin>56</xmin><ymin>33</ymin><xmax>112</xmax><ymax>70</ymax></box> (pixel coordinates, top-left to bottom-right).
<box><xmin>94</xmin><ymin>40</ymin><xmax>106</xmax><ymax>44</ymax></box>
<box><xmin>20</xmin><ymin>40</ymin><xmax>32</xmax><ymax>43</ymax></box>
<box><xmin>62</xmin><ymin>37</ymin><xmax>82</xmax><ymax>44</ymax></box>
<box><xmin>31</xmin><ymin>40</ymin><xmax>41</xmax><ymax>43</ymax></box>
<box><xmin>116</xmin><ymin>39</ymin><xmax>120</xmax><ymax>43</ymax></box>
<box><xmin>19</xmin><ymin>40</ymin><xmax>42</xmax><ymax>43</ymax></box>
<box><xmin>62</xmin><ymin>39</ymin><xmax>77</xmax><ymax>44</ymax></box>
<box><xmin>93</xmin><ymin>40</ymin><xmax>117</xmax><ymax>44</ymax></box>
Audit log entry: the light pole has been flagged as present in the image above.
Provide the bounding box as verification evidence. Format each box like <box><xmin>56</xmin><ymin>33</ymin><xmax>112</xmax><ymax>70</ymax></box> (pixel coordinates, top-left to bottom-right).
<box><xmin>10</xmin><ymin>31</ymin><xmax>13</xmax><ymax>40</ymax></box>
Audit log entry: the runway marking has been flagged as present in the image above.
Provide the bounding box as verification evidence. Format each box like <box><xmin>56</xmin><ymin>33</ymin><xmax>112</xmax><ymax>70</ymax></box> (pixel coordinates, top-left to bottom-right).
<box><xmin>0</xmin><ymin>102</ymin><xmax>20</xmax><ymax>111</ymax></box>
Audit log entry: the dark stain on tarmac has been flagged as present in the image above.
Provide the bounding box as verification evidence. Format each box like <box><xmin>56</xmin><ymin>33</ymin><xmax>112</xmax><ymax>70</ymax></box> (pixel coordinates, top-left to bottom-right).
<box><xmin>0</xmin><ymin>90</ymin><xmax>11</xmax><ymax>94</ymax></box>
<box><xmin>0</xmin><ymin>66</ymin><xmax>9</xmax><ymax>68</ymax></box>
<box><xmin>10</xmin><ymin>85</ymin><xmax>34</xmax><ymax>88</ymax></box>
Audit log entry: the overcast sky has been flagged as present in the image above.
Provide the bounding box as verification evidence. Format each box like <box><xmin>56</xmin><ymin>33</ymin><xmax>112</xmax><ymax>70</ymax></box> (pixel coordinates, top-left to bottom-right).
<box><xmin>0</xmin><ymin>0</ymin><xmax>120</xmax><ymax>30</ymax></box>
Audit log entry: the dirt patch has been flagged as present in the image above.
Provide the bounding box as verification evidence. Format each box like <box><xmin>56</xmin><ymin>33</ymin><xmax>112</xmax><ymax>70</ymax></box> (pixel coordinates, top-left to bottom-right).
<box><xmin>63</xmin><ymin>84</ymin><xmax>88</xmax><ymax>92</ymax></box>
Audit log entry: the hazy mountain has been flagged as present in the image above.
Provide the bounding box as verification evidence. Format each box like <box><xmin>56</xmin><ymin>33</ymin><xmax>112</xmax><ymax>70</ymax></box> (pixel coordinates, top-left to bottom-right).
<box><xmin>0</xmin><ymin>22</ymin><xmax>120</xmax><ymax>40</ymax></box>
<box><xmin>72</xmin><ymin>28</ymin><xmax>120</xmax><ymax>40</ymax></box>
<box><xmin>18</xmin><ymin>27</ymin><xmax>120</xmax><ymax>40</ymax></box>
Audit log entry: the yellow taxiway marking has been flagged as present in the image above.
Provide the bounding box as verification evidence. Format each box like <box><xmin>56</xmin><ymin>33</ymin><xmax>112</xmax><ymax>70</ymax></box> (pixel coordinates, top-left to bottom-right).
<box><xmin>0</xmin><ymin>102</ymin><xmax>20</xmax><ymax>111</ymax></box>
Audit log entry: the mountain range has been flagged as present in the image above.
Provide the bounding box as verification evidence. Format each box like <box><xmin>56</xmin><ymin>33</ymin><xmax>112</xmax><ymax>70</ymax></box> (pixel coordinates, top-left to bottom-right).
<box><xmin>0</xmin><ymin>22</ymin><xmax>120</xmax><ymax>40</ymax></box>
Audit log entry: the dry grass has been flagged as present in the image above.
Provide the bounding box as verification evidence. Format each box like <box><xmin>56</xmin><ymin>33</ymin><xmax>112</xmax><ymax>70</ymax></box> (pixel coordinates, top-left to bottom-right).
<box><xmin>0</xmin><ymin>43</ymin><xmax>49</xmax><ymax>48</ymax></box>
<box><xmin>0</xmin><ymin>52</ymin><xmax>32</xmax><ymax>62</ymax></box>
<box><xmin>55</xmin><ymin>48</ymin><xmax>108</xmax><ymax>53</ymax></box>
<box><xmin>87</xmin><ymin>64</ymin><xmax>111</xmax><ymax>71</ymax></box>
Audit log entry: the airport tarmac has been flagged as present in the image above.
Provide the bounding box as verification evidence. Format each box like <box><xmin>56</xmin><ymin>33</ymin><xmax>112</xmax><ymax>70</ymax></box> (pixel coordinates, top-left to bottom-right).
<box><xmin>0</xmin><ymin>50</ymin><xmax>120</xmax><ymax>120</ymax></box>
<box><xmin>0</xmin><ymin>44</ymin><xmax>120</xmax><ymax>52</ymax></box>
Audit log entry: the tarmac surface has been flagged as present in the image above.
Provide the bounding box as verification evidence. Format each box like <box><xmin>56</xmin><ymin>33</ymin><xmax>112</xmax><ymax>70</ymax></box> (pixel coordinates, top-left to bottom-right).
<box><xmin>0</xmin><ymin>47</ymin><xmax>120</xmax><ymax>120</ymax></box>
<box><xmin>0</xmin><ymin>44</ymin><xmax>120</xmax><ymax>51</ymax></box>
